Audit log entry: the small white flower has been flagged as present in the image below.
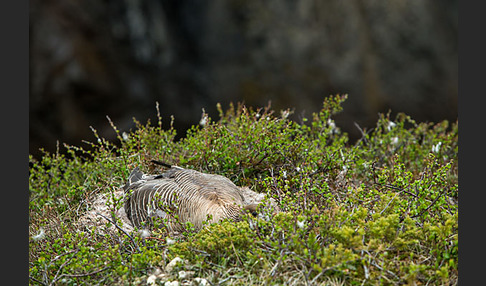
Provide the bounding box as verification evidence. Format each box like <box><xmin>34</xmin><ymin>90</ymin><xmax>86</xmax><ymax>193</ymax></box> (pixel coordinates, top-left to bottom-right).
<box><xmin>248</xmin><ymin>220</ymin><xmax>255</xmax><ymax>229</ymax></box>
<box><xmin>153</xmin><ymin>268</ymin><xmax>162</xmax><ymax>276</ymax></box>
<box><xmin>199</xmin><ymin>117</ymin><xmax>207</xmax><ymax>127</ymax></box>
<box><xmin>295</xmin><ymin>167</ymin><xmax>301</xmax><ymax>172</ymax></box>
<box><xmin>147</xmin><ymin>274</ymin><xmax>157</xmax><ymax>285</ymax></box>
<box><xmin>194</xmin><ymin>278</ymin><xmax>209</xmax><ymax>286</ymax></box>
<box><xmin>327</xmin><ymin>119</ymin><xmax>337</xmax><ymax>134</ymax></box>
<box><xmin>391</xmin><ymin>137</ymin><xmax>399</xmax><ymax>145</ymax></box>
<box><xmin>297</xmin><ymin>220</ymin><xmax>306</xmax><ymax>229</ymax></box>
<box><xmin>32</xmin><ymin>228</ymin><xmax>45</xmax><ymax>241</ymax></box>
<box><xmin>164</xmin><ymin>281</ymin><xmax>179</xmax><ymax>286</ymax></box>
<box><xmin>166</xmin><ymin>237</ymin><xmax>176</xmax><ymax>245</ymax></box>
<box><xmin>199</xmin><ymin>108</ymin><xmax>208</xmax><ymax>126</ymax></box>
<box><xmin>139</xmin><ymin>229</ymin><xmax>151</xmax><ymax>239</ymax></box>
<box><xmin>122</xmin><ymin>132</ymin><xmax>129</xmax><ymax>141</ymax></box>
<box><xmin>281</xmin><ymin>110</ymin><xmax>290</xmax><ymax>119</ymax></box>
<box><xmin>432</xmin><ymin>142</ymin><xmax>442</xmax><ymax>153</ymax></box>
<box><xmin>178</xmin><ymin>270</ymin><xmax>194</xmax><ymax>279</ymax></box>
<box><xmin>178</xmin><ymin>271</ymin><xmax>187</xmax><ymax>279</ymax></box>
<box><xmin>387</xmin><ymin>121</ymin><xmax>396</xmax><ymax>131</ymax></box>
<box><xmin>281</xmin><ymin>170</ymin><xmax>287</xmax><ymax>179</ymax></box>
<box><xmin>327</xmin><ymin>119</ymin><xmax>336</xmax><ymax>128</ymax></box>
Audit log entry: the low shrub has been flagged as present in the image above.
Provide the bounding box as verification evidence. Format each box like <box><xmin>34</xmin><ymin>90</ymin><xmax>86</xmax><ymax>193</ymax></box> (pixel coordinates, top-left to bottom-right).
<box><xmin>29</xmin><ymin>95</ymin><xmax>457</xmax><ymax>285</ymax></box>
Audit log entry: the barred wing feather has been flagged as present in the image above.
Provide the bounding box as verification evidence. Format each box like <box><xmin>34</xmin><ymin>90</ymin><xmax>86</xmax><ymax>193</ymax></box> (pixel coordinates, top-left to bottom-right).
<box><xmin>124</xmin><ymin>166</ymin><xmax>247</xmax><ymax>232</ymax></box>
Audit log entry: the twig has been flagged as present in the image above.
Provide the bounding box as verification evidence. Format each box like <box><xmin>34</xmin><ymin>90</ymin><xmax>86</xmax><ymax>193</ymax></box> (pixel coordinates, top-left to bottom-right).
<box><xmin>96</xmin><ymin>212</ymin><xmax>140</xmax><ymax>252</ymax></box>
<box><xmin>218</xmin><ymin>275</ymin><xmax>244</xmax><ymax>284</ymax></box>
<box><xmin>56</xmin><ymin>266</ymin><xmax>111</xmax><ymax>278</ymax></box>
<box><xmin>145</xmin><ymin>236</ymin><xmax>166</xmax><ymax>242</ymax></box>
<box><xmin>378</xmin><ymin>183</ymin><xmax>418</xmax><ymax>198</ymax></box>
<box><xmin>371</xmin><ymin>162</ymin><xmax>418</xmax><ymax>198</ymax></box>
<box><xmin>49</xmin><ymin>250</ymin><xmax>79</xmax><ymax>285</ymax></box>
<box><xmin>150</xmin><ymin>160</ymin><xmax>172</xmax><ymax>168</ymax></box>
<box><xmin>410</xmin><ymin>189</ymin><xmax>445</xmax><ymax>219</ymax></box>
<box><xmin>379</xmin><ymin>192</ymin><xmax>400</xmax><ymax>215</ymax></box>
<box><xmin>230</xmin><ymin>240</ymin><xmax>243</xmax><ymax>266</ymax></box>
<box><xmin>29</xmin><ymin>276</ymin><xmax>47</xmax><ymax>286</ymax></box>
<box><xmin>270</xmin><ymin>260</ymin><xmax>280</xmax><ymax>277</ymax></box>
<box><xmin>370</xmin><ymin>261</ymin><xmax>400</xmax><ymax>281</ymax></box>
<box><xmin>188</xmin><ymin>247</ymin><xmax>211</xmax><ymax>257</ymax></box>
<box><xmin>353</xmin><ymin>122</ymin><xmax>370</xmax><ymax>145</ymax></box>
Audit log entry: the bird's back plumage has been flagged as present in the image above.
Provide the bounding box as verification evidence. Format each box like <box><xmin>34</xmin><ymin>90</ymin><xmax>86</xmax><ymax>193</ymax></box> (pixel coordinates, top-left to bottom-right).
<box><xmin>123</xmin><ymin>165</ymin><xmax>250</xmax><ymax>232</ymax></box>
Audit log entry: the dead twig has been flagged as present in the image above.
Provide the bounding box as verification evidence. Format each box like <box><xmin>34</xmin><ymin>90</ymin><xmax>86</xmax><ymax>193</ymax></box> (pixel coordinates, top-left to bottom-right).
<box><xmin>29</xmin><ymin>275</ymin><xmax>47</xmax><ymax>286</ymax></box>
<box><xmin>410</xmin><ymin>189</ymin><xmax>446</xmax><ymax>219</ymax></box>
<box><xmin>48</xmin><ymin>249</ymin><xmax>79</xmax><ymax>286</ymax></box>
<box><xmin>56</xmin><ymin>266</ymin><xmax>111</xmax><ymax>279</ymax></box>
<box><xmin>97</xmin><ymin>212</ymin><xmax>140</xmax><ymax>252</ymax></box>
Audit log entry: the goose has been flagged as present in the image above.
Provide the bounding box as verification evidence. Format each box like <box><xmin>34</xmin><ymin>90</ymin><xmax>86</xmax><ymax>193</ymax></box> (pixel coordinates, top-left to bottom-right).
<box><xmin>123</xmin><ymin>162</ymin><xmax>275</xmax><ymax>232</ymax></box>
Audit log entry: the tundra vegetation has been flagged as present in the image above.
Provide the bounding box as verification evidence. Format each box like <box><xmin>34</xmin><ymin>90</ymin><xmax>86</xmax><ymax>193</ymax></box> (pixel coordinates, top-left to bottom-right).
<box><xmin>29</xmin><ymin>95</ymin><xmax>458</xmax><ymax>285</ymax></box>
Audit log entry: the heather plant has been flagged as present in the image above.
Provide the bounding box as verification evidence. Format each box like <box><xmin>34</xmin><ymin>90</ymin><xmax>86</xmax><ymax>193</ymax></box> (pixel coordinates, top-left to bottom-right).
<box><xmin>29</xmin><ymin>95</ymin><xmax>458</xmax><ymax>285</ymax></box>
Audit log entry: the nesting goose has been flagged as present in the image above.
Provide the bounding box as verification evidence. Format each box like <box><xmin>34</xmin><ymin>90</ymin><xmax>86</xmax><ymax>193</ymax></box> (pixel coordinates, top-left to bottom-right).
<box><xmin>123</xmin><ymin>163</ymin><xmax>271</xmax><ymax>232</ymax></box>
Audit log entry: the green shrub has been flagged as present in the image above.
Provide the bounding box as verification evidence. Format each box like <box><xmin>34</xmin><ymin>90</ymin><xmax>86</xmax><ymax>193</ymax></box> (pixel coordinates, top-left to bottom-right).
<box><xmin>29</xmin><ymin>95</ymin><xmax>458</xmax><ymax>285</ymax></box>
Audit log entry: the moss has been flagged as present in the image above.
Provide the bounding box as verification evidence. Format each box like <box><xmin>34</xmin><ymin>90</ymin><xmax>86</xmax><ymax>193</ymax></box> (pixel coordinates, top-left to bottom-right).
<box><xmin>29</xmin><ymin>95</ymin><xmax>458</xmax><ymax>285</ymax></box>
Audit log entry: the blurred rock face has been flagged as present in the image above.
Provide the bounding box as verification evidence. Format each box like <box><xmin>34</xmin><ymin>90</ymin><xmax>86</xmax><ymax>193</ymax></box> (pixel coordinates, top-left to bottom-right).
<box><xmin>29</xmin><ymin>0</ymin><xmax>457</xmax><ymax>158</ymax></box>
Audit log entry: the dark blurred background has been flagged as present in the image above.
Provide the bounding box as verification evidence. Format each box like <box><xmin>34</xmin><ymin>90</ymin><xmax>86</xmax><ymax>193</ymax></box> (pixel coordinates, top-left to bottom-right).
<box><xmin>29</xmin><ymin>0</ymin><xmax>457</xmax><ymax>159</ymax></box>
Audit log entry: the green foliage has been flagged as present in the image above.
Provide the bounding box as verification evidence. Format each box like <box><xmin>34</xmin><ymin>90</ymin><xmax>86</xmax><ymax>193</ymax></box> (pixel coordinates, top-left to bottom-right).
<box><xmin>29</xmin><ymin>95</ymin><xmax>458</xmax><ymax>285</ymax></box>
